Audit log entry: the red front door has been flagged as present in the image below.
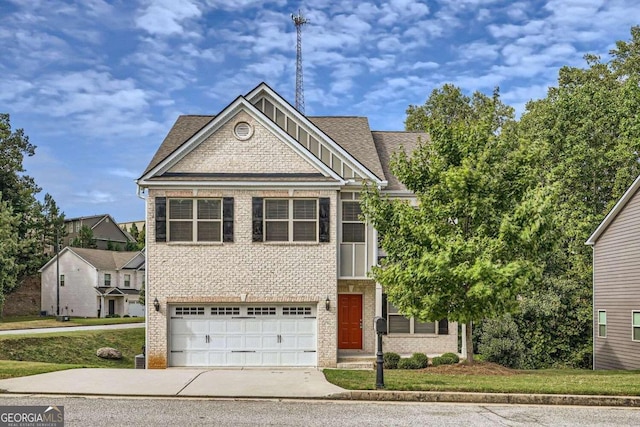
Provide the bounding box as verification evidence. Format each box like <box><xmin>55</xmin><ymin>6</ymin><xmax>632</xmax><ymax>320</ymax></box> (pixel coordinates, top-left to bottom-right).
<box><xmin>338</xmin><ymin>294</ymin><xmax>363</xmax><ymax>349</ymax></box>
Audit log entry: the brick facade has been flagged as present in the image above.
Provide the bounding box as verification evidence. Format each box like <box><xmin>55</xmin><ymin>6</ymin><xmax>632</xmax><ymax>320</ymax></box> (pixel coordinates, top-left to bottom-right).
<box><xmin>146</xmin><ymin>189</ymin><xmax>338</xmax><ymax>368</ymax></box>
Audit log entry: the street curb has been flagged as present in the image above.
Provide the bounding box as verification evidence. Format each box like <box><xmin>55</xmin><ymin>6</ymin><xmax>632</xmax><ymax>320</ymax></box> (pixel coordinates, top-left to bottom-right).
<box><xmin>327</xmin><ymin>390</ymin><xmax>640</xmax><ymax>407</ymax></box>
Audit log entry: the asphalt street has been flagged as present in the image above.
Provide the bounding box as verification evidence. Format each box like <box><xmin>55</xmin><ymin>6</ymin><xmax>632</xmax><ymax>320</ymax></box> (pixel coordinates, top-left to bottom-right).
<box><xmin>1</xmin><ymin>395</ymin><xmax>640</xmax><ymax>426</ymax></box>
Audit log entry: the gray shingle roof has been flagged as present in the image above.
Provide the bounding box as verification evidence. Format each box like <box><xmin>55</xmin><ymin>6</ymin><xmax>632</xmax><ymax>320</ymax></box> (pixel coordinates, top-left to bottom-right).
<box><xmin>372</xmin><ymin>131</ymin><xmax>427</xmax><ymax>192</ymax></box>
<box><xmin>142</xmin><ymin>115</ymin><xmax>214</xmax><ymax>177</ymax></box>
<box><xmin>70</xmin><ymin>247</ymin><xmax>142</xmax><ymax>270</ymax></box>
<box><xmin>140</xmin><ymin>111</ymin><xmax>424</xmax><ymax>191</ymax></box>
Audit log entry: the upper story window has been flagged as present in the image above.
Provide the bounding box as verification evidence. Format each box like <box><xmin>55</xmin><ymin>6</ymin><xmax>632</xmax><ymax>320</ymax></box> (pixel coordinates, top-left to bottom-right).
<box><xmin>124</xmin><ymin>274</ymin><xmax>131</xmax><ymax>287</ymax></box>
<box><xmin>598</xmin><ymin>310</ymin><xmax>607</xmax><ymax>338</ymax></box>
<box><xmin>252</xmin><ymin>197</ymin><xmax>329</xmax><ymax>243</ymax></box>
<box><xmin>104</xmin><ymin>273</ymin><xmax>111</xmax><ymax>287</ymax></box>
<box><xmin>341</xmin><ymin>193</ymin><xmax>364</xmax><ymax>243</ymax></box>
<box><xmin>169</xmin><ymin>199</ymin><xmax>222</xmax><ymax>242</ymax></box>
<box><xmin>633</xmin><ymin>311</ymin><xmax>640</xmax><ymax>342</ymax></box>
<box><xmin>60</xmin><ymin>274</ymin><xmax>65</xmax><ymax>287</ymax></box>
<box><xmin>264</xmin><ymin>199</ymin><xmax>317</xmax><ymax>242</ymax></box>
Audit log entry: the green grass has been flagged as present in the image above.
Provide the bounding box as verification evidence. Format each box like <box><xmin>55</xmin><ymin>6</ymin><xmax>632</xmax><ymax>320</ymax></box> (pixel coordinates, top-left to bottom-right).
<box><xmin>0</xmin><ymin>316</ymin><xmax>144</xmax><ymax>330</ymax></box>
<box><xmin>0</xmin><ymin>360</ymin><xmax>81</xmax><ymax>380</ymax></box>
<box><xmin>0</xmin><ymin>328</ymin><xmax>145</xmax><ymax>378</ymax></box>
<box><xmin>323</xmin><ymin>368</ymin><xmax>640</xmax><ymax>396</ymax></box>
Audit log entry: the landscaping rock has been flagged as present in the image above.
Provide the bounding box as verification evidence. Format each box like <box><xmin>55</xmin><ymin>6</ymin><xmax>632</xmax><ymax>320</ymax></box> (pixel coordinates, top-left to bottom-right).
<box><xmin>96</xmin><ymin>347</ymin><xmax>122</xmax><ymax>360</ymax></box>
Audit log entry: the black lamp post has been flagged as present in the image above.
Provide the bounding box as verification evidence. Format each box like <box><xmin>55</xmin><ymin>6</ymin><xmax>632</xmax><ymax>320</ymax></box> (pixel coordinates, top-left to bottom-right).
<box><xmin>374</xmin><ymin>316</ymin><xmax>386</xmax><ymax>389</ymax></box>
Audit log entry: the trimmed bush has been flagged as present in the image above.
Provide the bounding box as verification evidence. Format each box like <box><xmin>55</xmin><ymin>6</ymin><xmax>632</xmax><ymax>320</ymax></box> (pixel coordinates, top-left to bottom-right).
<box><xmin>478</xmin><ymin>314</ymin><xmax>524</xmax><ymax>369</ymax></box>
<box><xmin>411</xmin><ymin>353</ymin><xmax>428</xmax><ymax>369</ymax></box>
<box><xmin>383</xmin><ymin>352</ymin><xmax>400</xmax><ymax>369</ymax></box>
<box><xmin>398</xmin><ymin>357</ymin><xmax>420</xmax><ymax>369</ymax></box>
<box><xmin>441</xmin><ymin>352</ymin><xmax>460</xmax><ymax>363</ymax></box>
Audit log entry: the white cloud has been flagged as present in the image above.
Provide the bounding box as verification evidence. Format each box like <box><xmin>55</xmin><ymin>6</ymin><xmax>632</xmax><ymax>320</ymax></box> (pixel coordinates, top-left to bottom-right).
<box><xmin>135</xmin><ymin>0</ymin><xmax>202</xmax><ymax>36</ymax></box>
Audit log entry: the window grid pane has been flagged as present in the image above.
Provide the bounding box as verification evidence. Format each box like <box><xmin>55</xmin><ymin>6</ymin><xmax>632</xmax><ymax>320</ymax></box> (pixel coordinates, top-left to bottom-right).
<box><xmin>265</xmin><ymin>200</ymin><xmax>288</xmax><ymax>219</ymax></box>
<box><xmin>599</xmin><ymin>311</ymin><xmax>606</xmax><ymax>325</ymax></box>
<box><xmin>634</xmin><ymin>327</ymin><xmax>640</xmax><ymax>341</ymax></box>
<box><xmin>293</xmin><ymin>200</ymin><xmax>317</xmax><ymax>219</ymax></box>
<box><xmin>197</xmin><ymin>221</ymin><xmax>221</xmax><ymax>241</ymax></box>
<box><xmin>389</xmin><ymin>315</ymin><xmax>410</xmax><ymax>333</ymax></box>
<box><xmin>342</xmin><ymin>201</ymin><xmax>362</xmax><ymax>221</ymax></box>
<box><xmin>170</xmin><ymin>222</ymin><xmax>193</xmax><ymax>241</ymax></box>
<box><xmin>169</xmin><ymin>199</ymin><xmax>193</xmax><ymax>219</ymax></box>
<box><xmin>633</xmin><ymin>312</ymin><xmax>640</xmax><ymax>326</ymax></box>
<box><xmin>265</xmin><ymin>221</ymin><xmax>288</xmax><ymax>241</ymax></box>
<box><xmin>198</xmin><ymin>199</ymin><xmax>221</xmax><ymax>219</ymax></box>
<box><xmin>293</xmin><ymin>222</ymin><xmax>316</xmax><ymax>241</ymax></box>
<box><xmin>599</xmin><ymin>325</ymin><xmax>607</xmax><ymax>337</ymax></box>
<box><xmin>342</xmin><ymin>223</ymin><xmax>365</xmax><ymax>242</ymax></box>
<box><xmin>414</xmin><ymin>321</ymin><xmax>436</xmax><ymax>334</ymax></box>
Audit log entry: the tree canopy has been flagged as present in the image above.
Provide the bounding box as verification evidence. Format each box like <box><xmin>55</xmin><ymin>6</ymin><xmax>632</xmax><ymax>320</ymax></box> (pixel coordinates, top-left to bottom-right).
<box><xmin>362</xmin><ymin>87</ymin><xmax>551</xmax><ymax>363</ymax></box>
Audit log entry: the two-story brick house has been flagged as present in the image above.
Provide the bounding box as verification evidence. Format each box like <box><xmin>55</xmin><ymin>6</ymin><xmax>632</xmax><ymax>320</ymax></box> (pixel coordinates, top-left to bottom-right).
<box><xmin>137</xmin><ymin>83</ymin><xmax>457</xmax><ymax>368</ymax></box>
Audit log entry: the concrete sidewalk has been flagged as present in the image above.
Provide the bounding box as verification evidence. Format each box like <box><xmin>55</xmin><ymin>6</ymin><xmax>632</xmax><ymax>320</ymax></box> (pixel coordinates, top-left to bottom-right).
<box><xmin>0</xmin><ymin>323</ymin><xmax>144</xmax><ymax>335</ymax></box>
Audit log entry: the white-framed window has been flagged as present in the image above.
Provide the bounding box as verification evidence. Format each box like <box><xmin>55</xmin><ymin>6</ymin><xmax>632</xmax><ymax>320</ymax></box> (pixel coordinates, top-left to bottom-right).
<box><xmin>60</xmin><ymin>274</ymin><xmax>65</xmax><ymax>287</ymax></box>
<box><xmin>124</xmin><ymin>274</ymin><xmax>131</xmax><ymax>288</ymax></box>
<box><xmin>633</xmin><ymin>311</ymin><xmax>640</xmax><ymax>342</ymax></box>
<box><xmin>264</xmin><ymin>199</ymin><xmax>317</xmax><ymax>242</ymax></box>
<box><xmin>387</xmin><ymin>301</ymin><xmax>437</xmax><ymax>334</ymax></box>
<box><xmin>598</xmin><ymin>310</ymin><xmax>607</xmax><ymax>338</ymax></box>
<box><xmin>169</xmin><ymin>198</ymin><xmax>222</xmax><ymax>242</ymax></box>
<box><xmin>104</xmin><ymin>273</ymin><xmax>111</xmax><ymax>287</ymax></box>
<box><xmin>340</xmin><ymin>192</ymin><xmax>366</xmax><ymax>277</ymax></box>
<box><xmin>74</xmin><ymin>222</ymin><xmax>80</xmax><ymax>232</ymax></box>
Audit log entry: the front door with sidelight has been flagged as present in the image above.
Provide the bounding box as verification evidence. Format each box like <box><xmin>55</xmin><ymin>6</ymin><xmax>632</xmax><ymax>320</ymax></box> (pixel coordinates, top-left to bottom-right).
<box><xmin>338</xmin><ymin>294</ymin><xmax>362</xmax><ymax>349</ymax></box>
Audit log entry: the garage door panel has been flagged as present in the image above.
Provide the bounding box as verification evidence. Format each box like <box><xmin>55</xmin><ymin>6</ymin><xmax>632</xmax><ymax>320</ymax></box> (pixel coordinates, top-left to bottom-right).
<box><xmin>170</xmin><ymin>305</ymin><xmax>317</xmax><ymax>367</ymax></box>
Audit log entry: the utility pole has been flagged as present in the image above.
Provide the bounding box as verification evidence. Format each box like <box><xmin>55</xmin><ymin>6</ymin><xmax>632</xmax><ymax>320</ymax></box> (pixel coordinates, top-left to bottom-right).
<box><xmin>56</xmin><ymin>227</ymin><xmax>60</xmax><ymax>317</ymax></box>
<box><xmin>291</xmin><ymin>10</ymin><xmax>308</xmax><ymax>113</ymax></box>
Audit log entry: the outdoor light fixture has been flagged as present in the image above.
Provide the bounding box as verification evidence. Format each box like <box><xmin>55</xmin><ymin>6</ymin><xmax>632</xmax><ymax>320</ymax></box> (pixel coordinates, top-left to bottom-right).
<box><xmin>325</xmin><ymin>296</ymin><xmax>331</xmax><ymax>311</ymax></box>
<box><xmin>153</xmin><ymin>297</ymin><xmax>160</xmax><ymax>312</ymax></box>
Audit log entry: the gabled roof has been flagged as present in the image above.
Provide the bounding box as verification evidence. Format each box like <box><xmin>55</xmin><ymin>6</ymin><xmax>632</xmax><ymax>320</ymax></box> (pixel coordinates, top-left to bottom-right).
<box><xmin>586</xmin><ymin>173</ymin><xmax>640</xmax><ymax>245</ymax></box>
<box><xmin>139</xmin><ymin>82</ymin><xmax>426</xmax><ymax>190</ymax></box>
<box><xmin>39</xmin><ymin>247</ymin><xmax>145</xmax><ymax>272</ymax></box>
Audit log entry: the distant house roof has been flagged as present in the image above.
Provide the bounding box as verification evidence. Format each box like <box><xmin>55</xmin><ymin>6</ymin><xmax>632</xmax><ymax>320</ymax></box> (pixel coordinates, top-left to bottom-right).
<box><xmin>39</xmin><ymin>247</ymin><xmax>144</xmax><ymax>272</ymax></box>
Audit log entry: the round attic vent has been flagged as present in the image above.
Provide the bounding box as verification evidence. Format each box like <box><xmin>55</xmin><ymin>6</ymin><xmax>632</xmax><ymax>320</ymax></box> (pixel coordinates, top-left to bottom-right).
<box><xmin>234</xmin><ymin>122</ymin><xmax>253</xmax><ymax>140</ymax></box>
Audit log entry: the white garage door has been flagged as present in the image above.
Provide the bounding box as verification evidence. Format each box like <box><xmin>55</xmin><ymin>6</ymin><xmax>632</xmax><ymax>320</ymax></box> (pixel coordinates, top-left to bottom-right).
<box><xmin>128</xmin><ymin>302</ymin><xmax>145</xmax><ymax>317</ymax></box>
<box><xmin>169</xmin><ymin>305</ymin><xmax>317</xmax><ymax>367</ymax></box>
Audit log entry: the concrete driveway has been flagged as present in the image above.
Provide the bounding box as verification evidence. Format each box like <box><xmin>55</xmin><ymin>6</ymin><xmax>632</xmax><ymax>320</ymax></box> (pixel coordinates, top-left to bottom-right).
<box><xmin>0</xmin><ymin>368</ymin><xmax>345</xmax><ymax>398</ymax></box>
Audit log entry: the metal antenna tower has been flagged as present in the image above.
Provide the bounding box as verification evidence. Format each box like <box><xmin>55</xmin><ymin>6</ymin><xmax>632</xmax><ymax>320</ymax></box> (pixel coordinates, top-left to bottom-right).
<box><xmin>291</xmin><ymin>10</ymin><xmax>308</xmax><ymax>113</ymax></box>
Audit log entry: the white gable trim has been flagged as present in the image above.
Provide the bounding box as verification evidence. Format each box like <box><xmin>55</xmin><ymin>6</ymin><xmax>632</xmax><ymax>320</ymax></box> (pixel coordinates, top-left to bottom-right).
<box><xmin>586</xmin><ymin>173</ymin><xmax>640</xmax><ymax>245</ymax></box>
<box><xmin>138</xmin><ymin>96</ymin><xmax>344</xmax><ymax>186</ymax></box>
<box><xmin>245</xmin><ymin>83</ymin><xmax>384</xmax><ymax>184</ymax></box>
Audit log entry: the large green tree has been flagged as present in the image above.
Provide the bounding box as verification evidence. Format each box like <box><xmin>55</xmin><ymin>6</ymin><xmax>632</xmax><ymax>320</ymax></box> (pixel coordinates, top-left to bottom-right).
<box><xmin>362</xmin><ymin>86</ymin><xmax>551</xmax><ymax>363</ymax></box>
<box><xmin>510</xmin><ymin>26</ymin><xmax>640</xmax><ymax>368</ymax></box>
<box><xmin>0</xmin><ymin>114</ymin><xmax>65</xmax><ymax>311</ymax></box>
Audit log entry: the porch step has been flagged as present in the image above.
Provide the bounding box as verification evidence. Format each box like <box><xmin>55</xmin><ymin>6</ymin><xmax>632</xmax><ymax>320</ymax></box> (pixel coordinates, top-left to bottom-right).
<box><xmin>337</xmin><ymin>356</ymin><xmax>376</xmax><ymax>370</ymax></box>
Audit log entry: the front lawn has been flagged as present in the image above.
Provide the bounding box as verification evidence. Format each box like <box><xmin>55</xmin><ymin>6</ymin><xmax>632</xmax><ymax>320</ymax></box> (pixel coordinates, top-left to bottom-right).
<box><xmin>0</xmin><ymin>316</ymin><xmax>144</xmax><ymax>330</ymax></box>
<box><xmin>0</xmin><ymin>327</ymin><xmax>145</xmax><ymax>378</ymax></box>
<box><xmin>324</xmin><ymin>363</ymin><xmax>640</xmax><ymax>396</ymax></box>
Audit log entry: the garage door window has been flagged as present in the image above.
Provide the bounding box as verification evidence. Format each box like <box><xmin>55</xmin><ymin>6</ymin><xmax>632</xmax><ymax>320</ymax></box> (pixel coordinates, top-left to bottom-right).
<box><xmin>175</xmin><ymin>307</ymin><xmax>205</xmax><ymax>316</ymax></box>
<box><xmin>211</xmin><ymin>307</ymin><xmax>240</xmax><ymax>316</ymax></box>
<box><xmin>248</xmin><ymin>307</ymin><xmax>277</xmax><ymax>316</ymax></box>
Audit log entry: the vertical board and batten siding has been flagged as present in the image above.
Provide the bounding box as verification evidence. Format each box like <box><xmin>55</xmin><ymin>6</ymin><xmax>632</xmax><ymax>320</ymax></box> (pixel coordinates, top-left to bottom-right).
<box><xmin>593</xmin><ymin>188</ymin><xmax>640</xmax><ymax>370</ymax></box>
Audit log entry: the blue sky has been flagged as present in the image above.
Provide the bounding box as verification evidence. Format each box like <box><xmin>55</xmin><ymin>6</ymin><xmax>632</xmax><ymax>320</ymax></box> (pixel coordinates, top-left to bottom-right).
<box><xmin>0</xmin><ymin>0</ymin><xmax>637</xmax><ymax>224</ymax></box>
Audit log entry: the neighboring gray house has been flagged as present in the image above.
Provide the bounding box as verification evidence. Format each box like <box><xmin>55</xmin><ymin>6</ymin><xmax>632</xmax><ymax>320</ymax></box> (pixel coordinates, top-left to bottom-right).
<box><xmin>63</xmin><ymin>214</ymin><xmax>134</xmax><ymax>250</ymax></box>
<box><xmin>586</xmin><ymin>174</ymin><xmax>640</xmax><ymax>370</ymax></box>
<box><xmin>137</xmin><ymin>82</ymin><xmax>457</xmax><ymax>369</ymax></box>
<box><xmin>40</xmin><ymin>247</ymin><xmax>145</xmax><ymax>318</ymax></box>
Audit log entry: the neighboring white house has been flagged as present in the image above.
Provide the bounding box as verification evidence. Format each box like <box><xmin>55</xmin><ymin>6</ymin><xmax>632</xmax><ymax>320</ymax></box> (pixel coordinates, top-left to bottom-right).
<box><xmin>40</xmin><ymin>247</ymin><xmax>145</xmax><ymax>318</ymax></box>
<box><xmin>137</xmin><ymin>82</ymin><xmax>457</xmax><ymax>369</ymax></box>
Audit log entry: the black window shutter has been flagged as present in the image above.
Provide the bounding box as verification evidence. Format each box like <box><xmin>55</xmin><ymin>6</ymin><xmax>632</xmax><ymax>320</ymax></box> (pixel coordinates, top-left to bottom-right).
<box><xmin>438</xmin><ymin>319</ymin><xmax>449</xmax><ymax>335</ymax></box>
<box><xmin>252</xmin><ymin>197</ymin><xmax>263</xmax><ymax>242</ymax></box>
<box><xmin>155</xmin><ymin>197</ymin><xmax>167</xmax><ymax>242</ymax></box>
<box><xmin>319</xmin><ymin>197</ymin><xmax>330</xmax><ymax>242</ymax></box>
<box><xmin>223</xmin><ymin>197</ymin><xmax>234</xmax><ymax>242</ymax></box>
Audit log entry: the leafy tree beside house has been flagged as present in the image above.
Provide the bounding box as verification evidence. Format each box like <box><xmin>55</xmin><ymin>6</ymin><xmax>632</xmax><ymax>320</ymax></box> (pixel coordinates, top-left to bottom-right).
<box><xmin>361</xmin><ymin>86</ymin><xmax>552</xmax><ymax>363</ymax></box>
<box><xmin>70</xmin><ymin>225</ymin><xmax>97</xmax><ymax>248</ymax></box>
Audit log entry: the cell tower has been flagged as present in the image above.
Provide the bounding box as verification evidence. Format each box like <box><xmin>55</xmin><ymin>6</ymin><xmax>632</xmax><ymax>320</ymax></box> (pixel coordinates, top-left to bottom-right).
<box><xmin>291</xmin><ymin>10</ymin><xmax>308</xmax><ymax>113</ymax></box>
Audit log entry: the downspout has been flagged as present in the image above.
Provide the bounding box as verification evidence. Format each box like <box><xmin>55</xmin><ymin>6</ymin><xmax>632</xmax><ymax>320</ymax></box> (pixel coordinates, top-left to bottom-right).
<box><xmin>592</xmin><ymin>244</ymin><xmax>596</xmax><ymax>371</ymax></box>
